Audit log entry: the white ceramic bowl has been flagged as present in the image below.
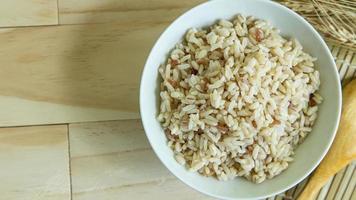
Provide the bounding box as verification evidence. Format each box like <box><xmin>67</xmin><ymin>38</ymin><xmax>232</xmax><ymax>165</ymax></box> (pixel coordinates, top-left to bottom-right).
<box><xmin>140</xmin><ymin>0</ymin><xmax>342</xmax><ymax>199</ymax></box>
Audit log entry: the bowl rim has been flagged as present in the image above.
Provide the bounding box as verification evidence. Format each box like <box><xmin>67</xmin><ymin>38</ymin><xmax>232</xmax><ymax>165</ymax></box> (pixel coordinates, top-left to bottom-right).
<box><xmin>139</xmin><ymin>0</ymin><xmax>342</xmax><ymax>199</ymax></box>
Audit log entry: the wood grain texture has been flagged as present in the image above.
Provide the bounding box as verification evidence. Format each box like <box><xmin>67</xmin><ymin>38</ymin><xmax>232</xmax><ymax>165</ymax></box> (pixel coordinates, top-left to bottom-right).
<box><xmin>0</xmin><ymin>0</ymin><xmax>206</xmax><ymax>126</ymax></box>
<box><xmin>0</xmin><ymin>0</ymin><xmax>58</xmax><ymax>27</ymax></box>
<box><xmin>73</xmin><ymin>178</ymin><xmax>210</xmax><ymax>200</ymax></box>
<box><xmin>0</xmin><ymin>19</ymin><xmax>165</xmax><ymax>126</ymax></box>
<box><xmin>69</xmin><ymin>120</ymin><xmax>211</xmax><ymax>200</ymax></box>
<box><xmin>58</xmin><ymin>0</ymin><xmax>205</xmax><ymax>25</ymax></box>
<box><xmin>0</xmin><ymin>125</ymin><xmax>70</xmax><ymax>200</ymax></box>
<box><xmin>0</xmin><ymin>96</ymin><xmax>139</xmax><ymax>127</ymax></box>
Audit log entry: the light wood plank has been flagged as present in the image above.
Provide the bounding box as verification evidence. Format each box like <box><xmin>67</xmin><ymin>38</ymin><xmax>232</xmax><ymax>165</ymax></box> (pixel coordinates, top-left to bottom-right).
<box><xmin>0</xmin><ymin>96</ymin><xmax>139</xmax><ymax>127</ymax></box>
<box><xmin>0</xmin><ymin>125</ymin><xmax>70</xmax><ymax>200</ymax></box>
<box><xmin>73</xmin><ymin>178</ymin><xmax>211</xmax><ymax>200</ymax></box>
<box><xmin>58</xmin><ymin>0</ymin><xmax>205</xmax><ymax>25</ymax></box>
<box><xmin>71</xmin><ymin>149</ymin><xmax>171</xmax><ymax>192</ymax></box>
<box><xmin>0</xmin><ymin>20</ymin><xmax>165</xmax><ymax>126</ymax></box>
<box><xmin>0</xmin><ymin>0</ymin><xmax>58</xmax><ymax>27</ymax></box>
<box><xmin>69</xmin><ymin>120</ymin><xmax>211</xmax><ymax>199</ymax></box>
<box><xmin>69</xmin><ymin>120</ymin><xmax>148</xmax><ymax>157</ymax></box>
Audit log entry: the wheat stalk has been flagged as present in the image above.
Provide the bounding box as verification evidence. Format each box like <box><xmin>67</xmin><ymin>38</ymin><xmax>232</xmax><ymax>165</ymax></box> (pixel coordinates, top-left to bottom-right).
<box><xmin>276</xmin><ymin>0</ymin><xmax>356</xmax><ymax>51</ymax></box>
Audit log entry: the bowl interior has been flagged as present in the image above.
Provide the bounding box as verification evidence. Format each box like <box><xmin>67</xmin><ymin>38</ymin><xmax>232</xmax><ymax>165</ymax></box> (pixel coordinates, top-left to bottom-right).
<box><xmin>140</xmin><ymin>0</ymin><xmax>342</xmax><ymax>199</ymax></box>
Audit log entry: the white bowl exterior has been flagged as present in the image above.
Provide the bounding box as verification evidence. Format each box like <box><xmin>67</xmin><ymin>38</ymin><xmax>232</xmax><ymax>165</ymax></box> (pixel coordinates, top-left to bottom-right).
<box><xmin>140</xmin><ymin>0</ymin><xmax>342</xmax><ymax>199</ymax></box>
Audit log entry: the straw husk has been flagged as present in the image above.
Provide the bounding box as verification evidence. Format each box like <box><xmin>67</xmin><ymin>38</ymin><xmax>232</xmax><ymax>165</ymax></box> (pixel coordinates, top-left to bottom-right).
<box><xmin>277</xmin><ymin>0</ymin><xmax>356</xmax><ymax>51</ymax></box>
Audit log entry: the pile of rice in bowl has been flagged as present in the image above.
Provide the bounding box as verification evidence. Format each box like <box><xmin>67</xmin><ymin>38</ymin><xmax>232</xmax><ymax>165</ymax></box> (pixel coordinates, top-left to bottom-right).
<box><xmin>157</xmin><ymin>14</ymin><xmax>322</xmax><ymax>183</ymax></box>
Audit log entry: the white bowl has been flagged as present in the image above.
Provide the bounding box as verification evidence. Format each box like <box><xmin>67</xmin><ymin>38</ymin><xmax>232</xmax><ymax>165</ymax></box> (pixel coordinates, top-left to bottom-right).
<box><xmin>140</xmin><ymin>0</ymin><xmax>342</xmax><ymax>199</ymax></box>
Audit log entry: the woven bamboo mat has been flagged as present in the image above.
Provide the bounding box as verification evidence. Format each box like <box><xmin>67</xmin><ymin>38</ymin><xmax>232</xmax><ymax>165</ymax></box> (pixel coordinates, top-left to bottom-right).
<box><xmin>269</xmin><ymin>45</ymin><xmax>356</xmax><ymax>200</ymax></box>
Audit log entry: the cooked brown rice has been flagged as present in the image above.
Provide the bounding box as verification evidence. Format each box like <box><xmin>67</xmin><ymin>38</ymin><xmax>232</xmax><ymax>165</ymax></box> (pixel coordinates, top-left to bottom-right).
<box><xmin>157</xmin><ymin>14</ymin><xmax>322</xmax><ymax>183</ymax></box>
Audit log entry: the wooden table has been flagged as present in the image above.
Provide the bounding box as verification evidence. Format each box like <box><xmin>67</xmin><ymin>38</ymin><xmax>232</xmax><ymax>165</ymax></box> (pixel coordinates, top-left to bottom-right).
<box><xmin>0</xmin><ymin>1</ymin><xmax>355</xmax><ymax>199</ymax></box>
